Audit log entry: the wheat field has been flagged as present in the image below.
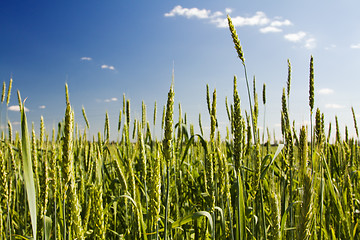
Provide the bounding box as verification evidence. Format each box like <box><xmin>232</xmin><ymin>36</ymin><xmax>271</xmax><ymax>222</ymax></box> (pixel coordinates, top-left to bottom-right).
<box><xmin>0</xmin><ymin>15</ymin><xmax>359</xmax><ymax>240</ymax></box>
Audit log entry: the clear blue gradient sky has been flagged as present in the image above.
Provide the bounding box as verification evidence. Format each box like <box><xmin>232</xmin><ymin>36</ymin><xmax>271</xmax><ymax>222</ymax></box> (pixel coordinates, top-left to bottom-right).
<box><xmin>1</xmin><ymin>1</ymin><xmax>360</xmax><ymax>141</ymax></box>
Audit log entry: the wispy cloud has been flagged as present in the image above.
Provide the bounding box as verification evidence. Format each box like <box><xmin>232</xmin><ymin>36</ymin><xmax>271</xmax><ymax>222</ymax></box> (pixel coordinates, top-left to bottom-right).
<box><xmin>270</xmin><ymin>19</ymin><xmax>292</xmax><ymax>27</ymax></box>
<box><xmin>211</xmin><ymin>11</ymin><xmax>223</xmax><ymax>18</ymax></box>
<box><xmin>164</xmin><ymin>5</ymin><xmax>212</xmax><ymax>19</ymax></box>
<box><xmin>350</xmin><ymin>43</ymin><xmax>360</xmax><ymax>49</ymax></box>
<box><xmin>259</xmin><ymin>19</ymin><xmax>292</xmax><ymax>34</ymax></box>
<box><xmin>318</xmin><ymin>88</ymin><xmax>334</xmax><ymax>95</ymax></box>
<box><xmin>8</xmin><ymin>105</ymin><xmax>29</xmax><ymax>112</ymax></box>
<box><xmin>325</xmin><ymin>104</ymin><xmax>344</xmax><ymax>109</ymax></box>
<box><xmin>260</xmin><ymin>26</ymin><xmax>282</xmax><ymax>33</ymax></box>
<box><xmin>39</xmin><ymin>105</ymin><xmax>46</xmax><ymax>109</ymax></box>
<box><xmin>81</xmin><ymin>57</ymin><xmax>92</xmax><ymax>61</ymax></box>
<box><xmin>81</xmin><ymin>58</ymin><xmax>117</xmax><ymax>72</ymax></box>
<box><xmin>228</xmin><ymin>11</ymin><xmax>269</xmax><ymax>26</ymax></box>
<box><xmin>284</xmin><ymin>32</ymin><xmax>316</xmax><ymax>49</ymax></box>
<box><xmin>101</xmin><ymin>65</ymin><xmax>115</xmax><ymax>70</ymax></box>
<box><xmin>212</xmin><ymin>11</ymin><xmax>270</xmax><ymax>28</ymax></box>
<box><xmin>104</xmin><ymin>97</ymin><xmax>118</xmax><ymax>102</ymax></box>
<box><xmin>305</xmin><ymin>38</ymin><xmax>316</xmax><ymax>49</ymax></box>
<box><xmin>284</xmin><ymin>31</ymin><xmax>307</xmax><ymax>42</ymax></box>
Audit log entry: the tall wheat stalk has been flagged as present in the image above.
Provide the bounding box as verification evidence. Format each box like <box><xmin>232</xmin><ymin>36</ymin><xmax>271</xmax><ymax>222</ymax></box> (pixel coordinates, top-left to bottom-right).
<box><xmin>163</xmin><ymin>78</ymin><xmax>174</xmax><ymax>240</ymax></box>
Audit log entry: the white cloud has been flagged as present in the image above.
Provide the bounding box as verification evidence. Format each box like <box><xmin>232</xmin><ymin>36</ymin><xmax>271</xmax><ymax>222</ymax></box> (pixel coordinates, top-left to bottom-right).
<box><xmin>325</xmin><ymin>104</ymin><xmax>344</xmax><ymax>109</ymax></box>
<box><xmin>260</xmin><ymin>26</ymin><xmax>282</xmax><ymax>33</ymax></box>
<box><xmin>270</xmin><ymin>19</ymin><xmax>292</xmax><ymax>27</ymax></box>
<box><xmin>164</xmin><ymin>6</ymin><xmax>297</xmax><ymax>38</ymax></box>
<box><xmin>230</xmin><ymin>11</ymin><xmax>269</xmax><ymax>27</ymax></box>
<box><xmin>39</xmin><ymin>105</ymin><xmax>46</xmax><ymax>109</ymax></box>
<box><xmin>164</xmin><ymin>6</ymin><xmax>314</xmax><ymax>47</ymax></box>
<box><xmin>284</xmin><ymin>31</ymin><xmax>306</xmax><ymax>42</ymax></box>
<box><xmin>211</xmin><ymin>11</ymin><xmax>223</xmax><ymax>18</ymax></box>
<box><xmin>318</xmin><ymin>88</ymin><xmax>334</xmax><ymax>95</ymax></box>
<box><xmin>164</xmin><ymin>5</ymin><xmax>211</xmax><ymax>19</ymax></box>
<box><xmin>104</xmin><ymin>97</ymin><xmax>118</xmax><ymax>103</ymax></box>
<box><xmin>101</xmin><ymin>65</ymin><xmax>115</xmax><ymax>70</ymax></box>
<box><xmin>210</xmin><ymin>18</ymin><xmax>228</xmax><ymax>28</ymax></box>
<box><xmin>350</xmin><ymin>43</ymin><xmax>360</xmax><ymax>49</ymax></box>
<box><xmin>305</xmin><ymin>38</ymin><xmax>316</xmax><ymax>49</ymax></box>
<box><xmin>213</xmin><ymin>11</ymin><xmax>270</xmax><ymax>28</ymax></box>
<box><xmin>81</xmin><ymin>57</ymin><xmax>92</xmax><ymax>61</ymax></box>
<box><xmin>283</xmin><ymin>31</ymin><xmax>316</xmax><ymax>49</ymax></box>
<box><xmin>8</xmin><ymin>105</ymin><xmax>29</xmax><ymax>112</ymax></box>
<box><xmin>259</xmin><ymin>18</ymin><xmax>291</xmax><ymax>33</ymax></box>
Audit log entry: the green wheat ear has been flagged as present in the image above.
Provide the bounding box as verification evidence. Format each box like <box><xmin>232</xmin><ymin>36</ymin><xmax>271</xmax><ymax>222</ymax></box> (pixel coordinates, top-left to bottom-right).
<box><xmin>299</xmin><ymin>126</ymin><xmax>308</xmax><ymax>179</ymax></box>
<box><xmin>6</xmin><ymin>77</ymin><xmax>12</xmax><ymax>106</ymax></box>
<box><xmin>163</xmin><ymin>81</ymin><xmax>174</xmax><ymax>240</ymax></box>
<box><xmin>122</xmin><ymin>93</ymin><xmax>126</xmax><ymax>114</ymax></box>
<box><xmin>227</xmin><ymin>15</ymin><xmax>245</xmax><ymax>64</ymax></box>
<box><xmin>62</xmin><ymin>84</ymin><xmax>84</xmax><ymax>239</ymax></box>
<box><xmin>335</xmin><ymin>115</ymin><xmax>341</xmax><ymax>143</ymax></box>
<box><xmin>287</xmin><ymin>59</ymin><xmax>291</xmax><ymax>98</ymax></box>
<box><xmin>161</xmin><ymin>105</ymin><xmax>165</xmax><ymax>130</ymax></box>
<box><xmin>1</xmin><ymin>81</ymin><xmax>6</xmax><ymax>104</ymax></box>
<box><xmin>0</xmin><ymin>149</ymin><xmax>8</xmax><ymax>216</ymax></box>
<box><xmin>65</xmin><ymin>83</ymin><xmax>70</xmax><ymax>105</ymax></box>
<box><xmin>8</xmin><ymin>120</ymin><xmax>12</xmax><ymax>143</ymax></box>
<box><xmin>351</xmin><ymin>107</ymin><xmax>359</xmax><ymax>138</ymax></box>
<box><xmin>262</xmin><ymin>83</ymin><xmax>266</xmax><ymax>105</ymax></box>
<box><xmin>163</xmin><ymin>82</ymin><xmax>174</xmax><ymax>165</ymax></box>
<box><xmin>309</xmin><ymin>55</ymin><xmax>314</xmax><ymax>113</ymax></box>
<box><xmin>126</xmin><ymin>99</ymin><xmax>130</xmax><ymax>127</ymax></box>
<box><xmin>142</xmin><ymin>100</ymin><xmax>146</xmax><ymax>129</ymax></box>
<box><xmin>82</xmin><ymin>106</ymin><xmax>90</xmax><ymax>129</ymax></box>
<box><xmin>199</xmin><ymin>113</ymin><xmax>204</xmax><ymax>136</ymax></box>
<box><xmin>315</xmin><ymin>108</ymin><xmax>325</xmax><ymax>148</ymax></box>
<box><xmin>118</xmin><ymin>109</ymin><xmax>122</xmax><ymax>132</ymax></box>
<box><xmin>153</xmin><ymin>101</ymin><xmax>157</xmax><ymax>126</ymax></box>
<box><xmin>104</xmin><ymin>111</ymin><xmax>110</xmax><ymax>141</ymax></box>
<box><xmin>233</xmin><ymin>75</ymin><xmax>242</xmax><ymax>173</ymax></box>
<box><xmin>206</xmin><ymin>84</ymin><xmax>211</xmax><ymax>114</ymax></box>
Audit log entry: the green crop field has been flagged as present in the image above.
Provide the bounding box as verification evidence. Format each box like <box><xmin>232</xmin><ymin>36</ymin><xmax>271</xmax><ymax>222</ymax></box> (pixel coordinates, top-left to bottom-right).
<box><xmin>0</xmin><ymin>15</ymin><xmax>359</xmax><ymax>240</ymax></box>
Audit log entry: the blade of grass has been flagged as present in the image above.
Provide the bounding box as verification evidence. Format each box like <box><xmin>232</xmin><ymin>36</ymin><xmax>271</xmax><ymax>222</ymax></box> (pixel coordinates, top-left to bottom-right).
<box><xmin>18</xmin><ymin>91</ymin><xmax>37</xmax><ymax>240</ymax></box>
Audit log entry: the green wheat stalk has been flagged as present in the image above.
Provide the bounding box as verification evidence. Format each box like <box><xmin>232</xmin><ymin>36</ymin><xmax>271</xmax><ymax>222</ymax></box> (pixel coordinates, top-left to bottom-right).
<box><xmin>163</xmin><ymin>79</ymin><xmax>174</xmax><ymax>240</ymax></box>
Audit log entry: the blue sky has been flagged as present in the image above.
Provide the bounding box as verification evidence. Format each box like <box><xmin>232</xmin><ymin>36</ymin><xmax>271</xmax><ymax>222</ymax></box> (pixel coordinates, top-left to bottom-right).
<box><xmin>1</xmin><ymin>0</ymin><xmax>360</xmax><ymax>141</ymax></box>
